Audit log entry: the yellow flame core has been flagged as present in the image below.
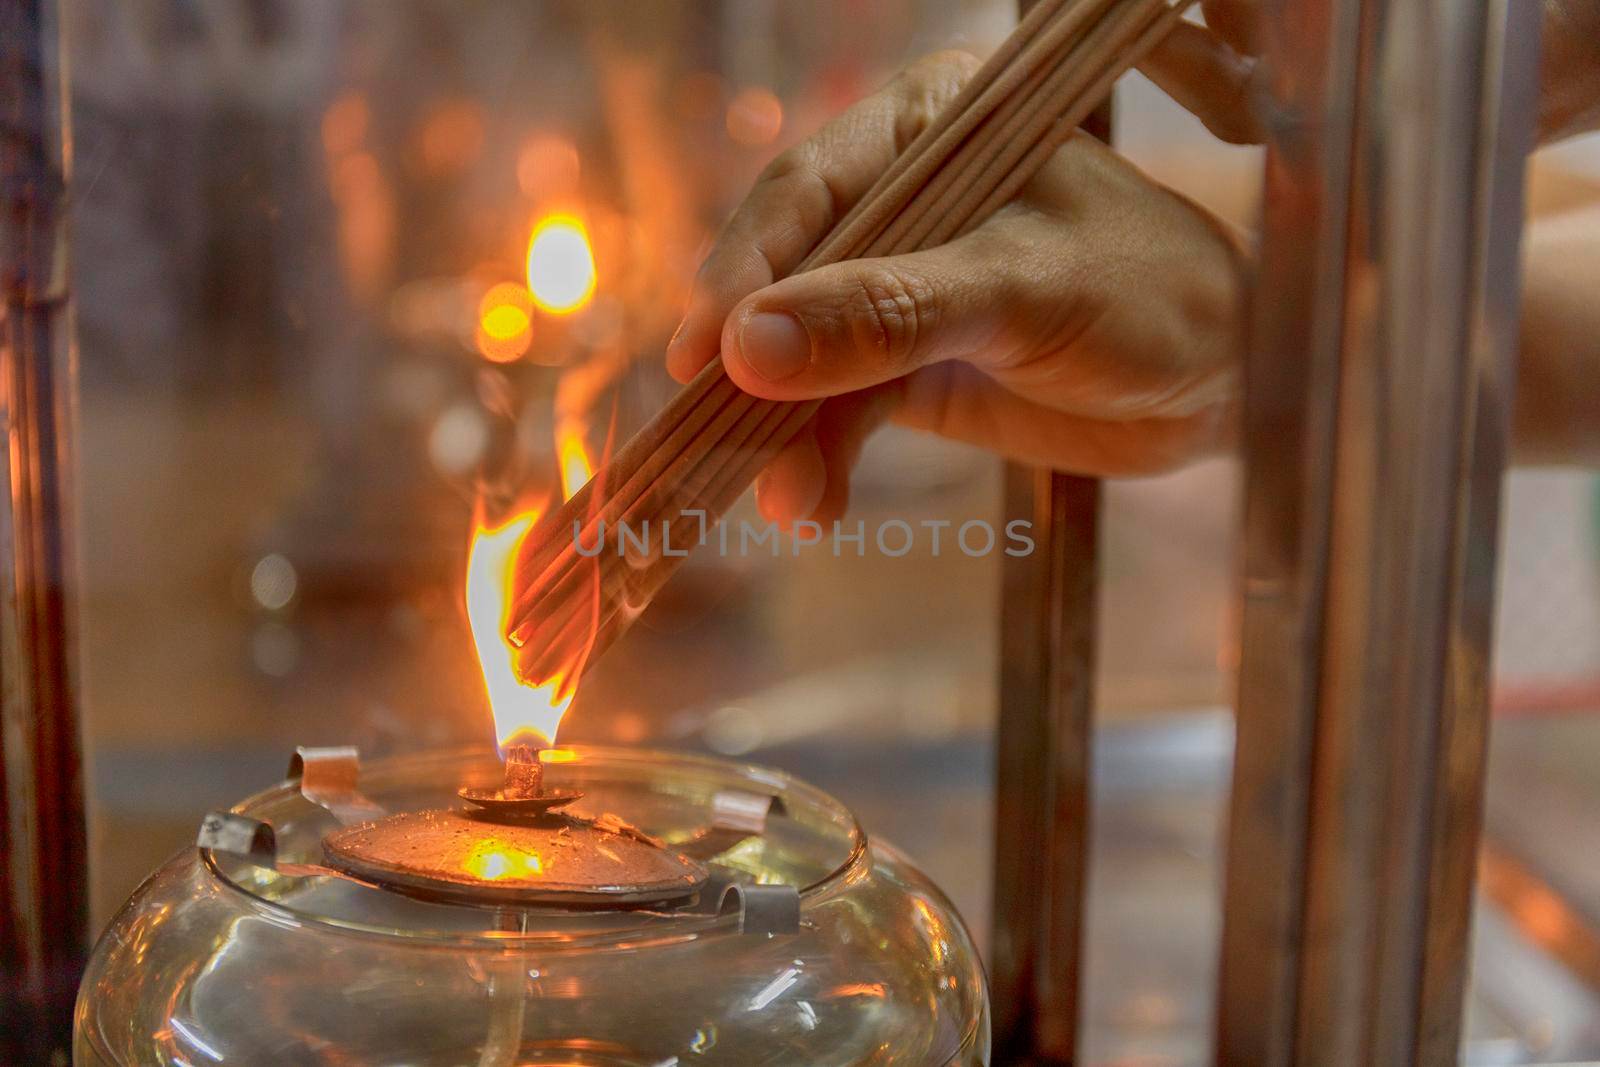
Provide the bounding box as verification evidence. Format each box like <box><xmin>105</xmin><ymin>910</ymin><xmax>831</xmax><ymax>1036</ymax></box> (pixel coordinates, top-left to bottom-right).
<box><xmin>526</xmin><ymin>216</ymin><xmax>596</xmax><ymax>314</ymax></box>
<box><xmin>466</xmin><ymin>510</ymin><xmax>573</xmax><ymax>749</ymax></box>
<box><xmin>462</xmin><ymin>838</ymin><xmax>545</xmax><ymax>882</ymax></box>
<box><xmin>557</xmin><ymin>427</ymin><xmax>594</xmax><ymax>502</ymax></box>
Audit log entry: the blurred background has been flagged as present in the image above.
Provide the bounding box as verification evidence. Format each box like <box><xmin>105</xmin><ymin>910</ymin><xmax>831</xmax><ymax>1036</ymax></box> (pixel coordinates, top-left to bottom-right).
<box><xmin>63</xmin><ymin>1</ymin><xmax>1600</xmax><ymax>1062</ymax></box>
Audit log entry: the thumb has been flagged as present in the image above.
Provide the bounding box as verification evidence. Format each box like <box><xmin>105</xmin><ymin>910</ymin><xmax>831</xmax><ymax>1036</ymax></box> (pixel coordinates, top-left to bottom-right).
<box><xmin>718</xmin><ymin>240</ymin><xmax>1012</xmax><ymax>402</ymax></box>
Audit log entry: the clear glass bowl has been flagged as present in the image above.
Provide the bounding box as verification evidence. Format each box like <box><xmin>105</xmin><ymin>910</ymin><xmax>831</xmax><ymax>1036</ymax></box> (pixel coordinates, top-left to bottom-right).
<box><xmin>75</xmin><ymin>745</ymin><xmax>989</xmax><ymax>1065</ymax></box>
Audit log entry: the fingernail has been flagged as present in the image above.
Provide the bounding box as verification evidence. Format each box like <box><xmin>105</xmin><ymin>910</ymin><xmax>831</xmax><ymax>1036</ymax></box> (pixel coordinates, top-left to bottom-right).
<box><xmin>753</xmin><ymin>469</ymin><xmax>778</xmax><ymax>518</ymax></box>
<box><xmin>665</xmin><ymin>318</ymin><xmax>689</xmax><ymax>358</ymax></box>
<box><xmin>737</xmin><ymin>312</ymin><xmax>811</xmax><ymax>382</ymax></box>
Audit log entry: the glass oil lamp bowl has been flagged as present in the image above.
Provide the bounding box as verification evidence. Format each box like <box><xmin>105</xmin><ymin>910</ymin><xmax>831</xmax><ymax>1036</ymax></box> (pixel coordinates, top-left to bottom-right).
<box><xmin>75</xmin><ymin>745</ymin><xmax>990</xmax><ymax>1066</ymax></box>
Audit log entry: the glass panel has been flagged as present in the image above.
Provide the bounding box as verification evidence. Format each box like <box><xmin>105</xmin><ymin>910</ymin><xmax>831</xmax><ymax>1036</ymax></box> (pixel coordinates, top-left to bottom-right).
<box><xmin>67</xmin><ymin>0</ymin><xmax>1600</xmax><ymax>1059</ymax></box>
<box><xmin>66</xmin><ymin>0</ymin><xmax>1017</xmax><ymax>946</ymax></box>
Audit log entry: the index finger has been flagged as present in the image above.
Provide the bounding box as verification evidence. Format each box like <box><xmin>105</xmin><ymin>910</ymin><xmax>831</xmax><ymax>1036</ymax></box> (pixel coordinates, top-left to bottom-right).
<box><xmin>1200</xmin><ymin>0</ymin><xmax>1261</xmax><ymax>57</ymax></box>
<box><xmin>665</xmin><ymin>50</ymin><xmax>979</xmax><ymax>383</ymax></box>
<box><xmin>1138</xmin><ymin>20</ymin><xmax>1265</xmax><ymax>145</ymax></box>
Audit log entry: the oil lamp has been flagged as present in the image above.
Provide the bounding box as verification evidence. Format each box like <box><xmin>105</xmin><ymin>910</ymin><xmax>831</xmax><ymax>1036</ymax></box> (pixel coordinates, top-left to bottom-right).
<box><xmin>75</xmin><ymin>503</ymin><xmax>989</xmax><ymax>1065</ymax></box>
<box><xmin>75</xmin><ymin>743</ymin><xmax>988</xmax><ymax>1065</ymax></box>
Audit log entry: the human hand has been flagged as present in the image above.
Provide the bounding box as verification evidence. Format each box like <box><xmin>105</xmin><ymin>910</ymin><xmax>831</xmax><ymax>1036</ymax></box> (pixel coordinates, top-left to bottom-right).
<box><xmin>1138</xmin><ymin>0</ymin><xmax>1600</xmax><ymax>145</ymax></box>
<box><xmin>665</xmin><ymin>51</ymin><xmax>1245</xmax><ymax>526</ymax></box>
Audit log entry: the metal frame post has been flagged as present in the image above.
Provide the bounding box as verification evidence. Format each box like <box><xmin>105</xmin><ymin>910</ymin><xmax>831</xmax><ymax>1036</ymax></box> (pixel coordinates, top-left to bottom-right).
<box><xmin>990</xmin><ymin>465</ymin><xmax>1099</xmax><ymax>1065</ymax></box>
<box><xmin>0</xmin><ymin>0</ymin><xmax>86</xmax><ymax>1061</ymax></box>
<box><xmin>1217</xmin><ymin>2</ymin><xmax>1539</xmax><ymax>1064</ymax></box>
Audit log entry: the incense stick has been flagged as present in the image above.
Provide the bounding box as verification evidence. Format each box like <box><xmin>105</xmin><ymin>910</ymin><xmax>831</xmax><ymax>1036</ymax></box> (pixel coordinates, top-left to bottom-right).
<box><xmin>516</xmin><ymin>401</ymin><xmax>821</xmax><ymax>686</ymax></box>
<box><xmin>507</xmin><ymin>0</ymin><xmax>1196</xmax><ymax>682</ymax></box>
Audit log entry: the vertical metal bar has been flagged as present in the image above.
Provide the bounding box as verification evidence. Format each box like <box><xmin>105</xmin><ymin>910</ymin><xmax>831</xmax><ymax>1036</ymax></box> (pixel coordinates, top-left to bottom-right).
<box><xmin>990</xmin><ymin>466</ymin><xmax>1099</xmax><ymax>1065</ymax></box>
<box><xmin>1413</xmin><ymin>2</ymin><xmax>1541</xmax><ymax>1060</ymax></box>
<box><xmin>990</xmin><ymin>463</ymin><xmax>1047</xmax><ymax>1059</ymax></box>
<box><xmin>1215</xmin><ymin>0</ymin><xmax>1361</xmax><ymax>1058</ymax></box>
<box><xmin>1218</xmin><ymin>0</ymin><xmax>1538</xmax><ymax>1064</ymax></box>
<box><xmin>0</xmin><ymin>0</ymin><xmax>86</xmax><ymax>1062</ymax></box>
<box><xmin>1031</xmin><ymin>469</ymin><xmax>1098</xmax><ymax>1065</ymax></box>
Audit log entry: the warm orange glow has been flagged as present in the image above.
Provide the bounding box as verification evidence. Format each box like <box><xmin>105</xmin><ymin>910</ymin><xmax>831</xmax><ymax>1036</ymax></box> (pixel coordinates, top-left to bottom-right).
<box><xmin>526</xmin><ymin>215</ymin><xmax>596</xmax><ymax>315</ymax></box>
<box><xmin>466</xmin><ymin>509</ymin><xmax>574</xmax><ymax>748</ymax></box>
<box><xmin>827</xmin><ymin>983</ymin><xmax>888</xmax><ymax>999</ymax></box>
<box><xmin>914</xmin><ymin>897</ymin><xmax>949</xmax><ymax>965</ymax></box>
<box><xmin>482</xmin><ymin>305</ymin><xmax>529</xmax><ymax>341</ymax></box>
<box><xmin>1514</xmin><ymin>883</ymin><xmax>1574</xmax><ymax>944</ymax></box>
<box><xmin>726</xmin><ymin>86</ymin><xmax>784</xmax><ymax>147</ymax></box>
<box><xmin>556</xmin><ymin>424</ymin><xmax>594</xmax><ymax>501</ymax></box>
<box><xmin>473</xmin><ymin>323</ymin><xmax>531</xmax><ymax>363</ymax></box>
<box><xmin>321</xmin><ymin>93</ymin><xmax>369</xmax><ymax>157</ymax></box>
<box><xmin>462</xmin><ymin>838</ymin><xmax>545</xmax><ymax>882</ymax></box>
<box><xmin>475</xmin><ymin>283</ymin><xmax>534</xmax><ymax>363</ymax></box>
<box><xmin>517</xmin><ymin>135</ymin><xmax>581</xmax><ymax>199</ymax></box>
<box><xmin>416</xmin><ymin>99</ymin><xmax>485</xmax><ymax>176</ymax></box>
<box><xmin>675</xmin><ymin>71</ymin><xmax>725</xmax><ymax>122</ymax></box>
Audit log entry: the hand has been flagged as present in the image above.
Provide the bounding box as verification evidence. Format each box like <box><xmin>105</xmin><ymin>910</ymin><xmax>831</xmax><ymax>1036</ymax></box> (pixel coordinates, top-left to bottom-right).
<box><xmin>665</xmin><ymin>51</ymin><xmax>1245</xmax><ymax>526</ymax></box>
<box><xmin>1139</xmin><ymin>0</ymin><xmax>1600</xmax><ymax>146</ymax></box>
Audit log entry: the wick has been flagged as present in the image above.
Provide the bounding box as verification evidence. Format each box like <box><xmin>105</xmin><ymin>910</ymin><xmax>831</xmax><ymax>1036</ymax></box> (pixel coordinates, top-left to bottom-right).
<box><xmin>502</xmin><ymin>743</ymin><xmax>544</xmax><ymax>799</ymax></box>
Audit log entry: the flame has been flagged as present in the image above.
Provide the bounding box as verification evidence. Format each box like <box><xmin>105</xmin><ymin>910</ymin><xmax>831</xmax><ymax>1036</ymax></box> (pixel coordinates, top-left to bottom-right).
<box><xmin>557</xmin><ymin>424</ymin><xmax>594</xmax><ymax>502</ymax></box>
<box><xmin>467</xmin><ymin>508</ymin><xmax>574</xmax><ymax>749</ymax></box>
<box><xmin>462</xmin><ymin>838</ymin><xmax>545</xmax><ymax>882</ymax></box>
<box><xmin>526</xmin><ymin>215</ymin><xmax>596</xmax><ymax>315</ymax></box>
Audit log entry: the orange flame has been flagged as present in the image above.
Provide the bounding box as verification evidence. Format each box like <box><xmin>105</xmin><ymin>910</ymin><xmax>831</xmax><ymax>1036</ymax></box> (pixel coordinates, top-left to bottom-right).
<box><xmin>466</xmin><ymin>507</ymin><xmax>573</xmax><ymax>749</ymax></box>
<box><xmin>556</xmin><ymin>424</ymin><xmax>594</xmax><ymax>502</ymax></box>
<box><xmin>526</xmin><ymin>215</ymin><xmax>596</xmax><ymax>314</ymax></box>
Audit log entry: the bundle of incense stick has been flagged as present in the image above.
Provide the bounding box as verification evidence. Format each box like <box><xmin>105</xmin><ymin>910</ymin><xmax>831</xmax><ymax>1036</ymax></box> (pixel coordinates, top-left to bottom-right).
<box><xmin>508</xmin><ymin>0</ymin><xmax>1195</xmax><ymax>685</ymax></box>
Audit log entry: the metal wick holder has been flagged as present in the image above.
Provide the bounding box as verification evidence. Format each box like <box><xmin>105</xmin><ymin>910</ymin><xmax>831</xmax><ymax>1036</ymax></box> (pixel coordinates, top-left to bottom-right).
<box><xmin>455</xmin><ymin>743</ymin><xmax>584</xmax><ymax>817</ymax></box>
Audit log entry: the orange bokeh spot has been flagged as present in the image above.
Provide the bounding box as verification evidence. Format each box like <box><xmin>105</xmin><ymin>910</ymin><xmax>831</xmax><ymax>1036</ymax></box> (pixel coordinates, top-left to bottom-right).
<box><xmin>416</xmin><ymin>99</ymin><xmax>485</xmax><ymax>176</ymax></box>
<box><xmin>726</xmin><ymin>86</ymin><xmax>784</xmax><ymax>147</ymax></box>
<box><xmin>517</xmin><ymin>135</ymin><xmax>581</xmax><ymax>199</ymax></box>
<box><xmin>475</xmin><ymin>283</ymin><xmax>534</xmax><ymax>363</ymax></box>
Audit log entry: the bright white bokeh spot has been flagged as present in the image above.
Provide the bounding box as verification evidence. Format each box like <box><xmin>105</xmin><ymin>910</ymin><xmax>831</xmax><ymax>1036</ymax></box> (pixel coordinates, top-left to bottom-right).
<box><xmin>250</xmin><ymin>553</ymin><xmax>298</xmax><ymax>611</ymax></box>
<box><xmin>526</xmin><ymin>217</ymin><xmax>596</xmax><ymax>315</ymax></box>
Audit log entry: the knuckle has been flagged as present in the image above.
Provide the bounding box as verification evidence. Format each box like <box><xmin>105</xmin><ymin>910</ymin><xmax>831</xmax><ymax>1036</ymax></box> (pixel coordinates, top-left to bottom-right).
<box><xmin>754</xmin><ymin>152</ymin><xmax>840</xmax><ymax>244</ymax></box>
<box><xmin>755</xmin><ymin>143</ymin><xmax>806</xmax><ymax>185</ymax></box>
<box><xmin>692</xmin><ymin>242</ymin><xmax>761</xmax><ymax>302</ymax></box>
<box><xmin>701</xmin><ymin>156</ymin><xmax>838</xmax><ymax>299</ymax></box>
<box><xmin>843</xmin><ymin>266</ymin><xmax>940</xmax><ymax>367</ymax></box>
<box><xmin>892</xmin><ymin>50</ymin><xmax>980</xmax><ymax>149</ymax></box>
<box><xmin>788</xmin><ymin>163</ymin><xmax>844</xmax><ymax>238</ymax></box>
